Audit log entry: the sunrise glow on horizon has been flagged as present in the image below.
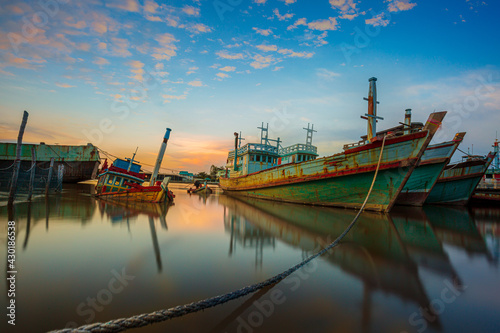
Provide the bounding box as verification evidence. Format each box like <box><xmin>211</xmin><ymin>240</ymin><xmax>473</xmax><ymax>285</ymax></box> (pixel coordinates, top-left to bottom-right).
<box><xmin>1</xmin><ymin>0</ymin><xmax>499</xmax><ymax>173</ymax></box>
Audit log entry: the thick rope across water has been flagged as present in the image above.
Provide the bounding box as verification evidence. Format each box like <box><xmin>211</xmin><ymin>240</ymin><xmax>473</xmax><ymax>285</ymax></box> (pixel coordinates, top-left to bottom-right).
<box><xmin>50</xmin><ymin>136</ymin><xmax>387</xmax><ymax>333</ymax></box>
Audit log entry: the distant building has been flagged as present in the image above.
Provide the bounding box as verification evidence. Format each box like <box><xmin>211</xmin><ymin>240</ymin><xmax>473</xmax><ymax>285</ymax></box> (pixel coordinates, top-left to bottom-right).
<box><xmin>179</xmin><ymin>171</ymin><xmax>194</xmax><ymax>181</ymax></box>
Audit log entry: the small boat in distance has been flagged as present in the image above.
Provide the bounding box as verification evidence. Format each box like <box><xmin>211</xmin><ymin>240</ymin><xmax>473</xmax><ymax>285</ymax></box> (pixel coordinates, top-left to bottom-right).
<box><xmin>188</xmin><ymin>180</ymin><xmax>213</xmax><ymax>194</ymax></box>
<box><xmin>220</xmin><ymin>77</ymin><xmax>447</xmax><ymax>213</ymax></box>
<box><xmin>95</xmin><ymin>128</ymin><xmax>174</xmax><ymax>203</ymax></box>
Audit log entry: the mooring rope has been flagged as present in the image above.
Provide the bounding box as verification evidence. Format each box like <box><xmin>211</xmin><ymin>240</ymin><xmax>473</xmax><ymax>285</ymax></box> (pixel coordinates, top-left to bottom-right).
<box><xmin>0</xmin><ymin>161</ymin><xmax>16</xmax><ymax>171</ymax></box>
<box><xmin>50</xmin><ymin>136</ymin><xmax>387</xmax><ymax>333</ymax></box>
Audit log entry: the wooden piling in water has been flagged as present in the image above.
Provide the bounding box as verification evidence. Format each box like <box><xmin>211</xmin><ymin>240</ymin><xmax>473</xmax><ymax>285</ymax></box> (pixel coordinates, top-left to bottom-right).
<box><xmin>28</xmin><ymin>146</ymin><xmax>36</xmax><ymax>201</ymax></box>
<box><xmin>45</xmin><ymin>157</ymin><xmax>55</xmax><ymax>195</ymax></box>
<box><xmin>57</xmin><ymin>164</ymin><xmax>64</xmax><ymax>192</ymax></box>
<box><xmin>8</xmin><ymin>111</ymin><xmax>29</xmax><ymax>205</ymax></box>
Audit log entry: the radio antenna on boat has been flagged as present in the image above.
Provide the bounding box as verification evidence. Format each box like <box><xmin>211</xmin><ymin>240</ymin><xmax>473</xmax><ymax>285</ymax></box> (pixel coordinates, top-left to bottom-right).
<box><xmin>258</xmin><ymin>122</ymin><xmax>269</xmax><ymax>145</ymax></box>
<box><xmin>238</xmin><ymin>131</ymin><xmax>245</xmax><ymax>148</ymax></box>
<box><xmin>303</xmin><ymin>123</ymin><xmax>317</xmax><ymax>146</ymax></box>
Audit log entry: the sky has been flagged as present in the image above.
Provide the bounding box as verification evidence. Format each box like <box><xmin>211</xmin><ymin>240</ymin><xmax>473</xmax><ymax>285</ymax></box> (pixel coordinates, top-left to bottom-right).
<box><xmin>1</xmin><ymin>0</ymin><xmax>499</xmax><ymax>173</ymax></box>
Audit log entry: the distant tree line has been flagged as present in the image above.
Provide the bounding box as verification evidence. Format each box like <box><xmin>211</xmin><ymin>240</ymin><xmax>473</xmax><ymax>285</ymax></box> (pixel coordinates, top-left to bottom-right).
<box><xmin>194</xmin><ymin>165</ymin><xmax>225</xmax><ymax>181</ymax></box>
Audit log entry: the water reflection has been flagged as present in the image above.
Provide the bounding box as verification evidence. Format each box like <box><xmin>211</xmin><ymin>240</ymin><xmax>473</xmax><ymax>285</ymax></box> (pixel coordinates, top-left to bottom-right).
<box><xmin>0</xmin><ymin>185</ymin><xmax>498</xmax><ymax>333</ymax></box>
<box><xmin>97</xmin><ymin>198</ymin><xmax>171</xmax><ymax>273</ymax></box>
<box><xmin>220</xmin><ymin>196</ymin><xmax>439</xmax><ymax>331</ymax></box>
<box><xmin>218</xmin><ymin>195</ymin><xmax>499</xmax><ymax>333</ymax></box>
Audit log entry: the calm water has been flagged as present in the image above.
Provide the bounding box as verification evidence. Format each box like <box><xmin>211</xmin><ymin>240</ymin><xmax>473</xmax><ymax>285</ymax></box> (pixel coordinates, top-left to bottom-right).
<box><xmin>0</xmin><ymin>183</ymin><xmax>499</xmax><ymax>333</ymax></box>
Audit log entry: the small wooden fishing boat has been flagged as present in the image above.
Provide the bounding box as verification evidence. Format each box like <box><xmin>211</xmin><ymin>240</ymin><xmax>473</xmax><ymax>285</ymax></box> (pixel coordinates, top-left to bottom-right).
<box><xmin>95</xmin><ymin>128</ymin><xmax>174</xmax><ymax>203</ymax></box>
<box><xmin>188</xmin><ymin>180</ymin><xmax>213</xmax><ymax>194</ymax></box>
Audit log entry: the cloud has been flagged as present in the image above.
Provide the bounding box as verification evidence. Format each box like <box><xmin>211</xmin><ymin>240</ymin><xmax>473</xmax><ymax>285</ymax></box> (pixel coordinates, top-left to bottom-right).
<box><xmin>329</xmin><ymin>0</ymin><xmax>361</xmax><ymax>20</ymax></box>
<box><xmin>253</xmin><ymin>0</ymin><xmax>267</xmax><ymax>4</ymax></box>
<box><xmin>90</xmin><ymin>12</ymin><xmax>120</xmax><ymax>35</ymax></box>
<box><xmin>387</xmin><ymin>0</ymin><xmax>417</xmax><ymax>12</ymax></box>
<box><xmin>152</xmin><ymin>33</ymin><xmax>178</xmax><ymax>60</ymax></box>
<box><xmin>253</xmin><ymin>27</ymin><xmax>272</xmax><ymax>36</ymax></box>
<box><xmin>307</xmin><ymin>17</ymin><xmax>339</xmax><ymax>31</ymax></box>
<box><xmin>216</xmin><ymin>50</ymin><xmax>245</xmax><ymax>60</ymax></box>
<box><xmin>144</xmin><ymin>0</ymin><xmax>159</xmax><ymax>13</ymax></box>
<box><xmin>280</xmin><ymin>0</ymin><xmax>297</xmax><ymax>4</ymax></box>
<box><xmin>0</xmin><ymin>68</ymin><xmax>14</xmax><ymax>76</ymax></box>
<box><xmin>64</xmin><ymin>19</ymin><xmax>87</xmax><ymax>29</ymax></box>
<box><xmin>145</xmin><ymin>15</ymin><xmax>163</xmax><ymax>22</ymax></box>
<box><xmin>128</xmin><ymin>60</ymin><xmax>145</xmax><ymax>81</ymax></box>
<box><xmin>56</xmin><ymin>83</ymin><xmax>76</xmax><ymax>88</ymax></box>
<box><xmin>182</xmin><ymin>5</ymin><xmax>200</xmax><ymax>16</ymax></box>
<box><xmin>278</xmin><ymin>48</ymin><xmax>314</xmax><ymax>58</ymax></box>
<box><xmin>287</xmin><ymin>17</ymin><xmax>307</xmax><ymax>30</ymax></box>
<box><xmin>93</xmin><ymin>57</ymin><xmax>110</xmax><ymax>65</ymax></box>
<box><xmin>163</xmin><ymin>93</ymin><xmax>187</xmax><ymax>103</ymax></box>
<box><xmin>190</xmin><ymin>23</ymin><xmax>212</xmax><ymax>33</ymax></box>
<box><xmin>250</xmin><ymin>54</ymin><xmax>275</xmax><ymax>69</ymax></box>
<box><xmin>106</xmin><ymin>0</ymin><xmax>140</xmax><ymax>12</ymax></box>
<box><xmin>109</xmin><ymin>37</ymin><xmax>132</xmax><ymax>57</ymax></box>
<box><xmin>272</xmin><ymin>66</ymin><xmax>283</xmax><ymax>71</ymax></box>
<box><xmin>273</xmin><ymin>8</ymin><xmax>294</xmax><ymax>21</ymax></box>
<box><xmin>187</xmin><ymin>66</ymin><xmax>198</xmax><ymax>74</ymax></box>
<box><xmin>365</xmin><ymin>13</ymin><xmax>390</xmax><ymax>27</ymax></box>
<box><xmin>219</xmin><ymin>66</ymin><xmax>236</xmax><ymax>72</ymax></box>
<box><xmin>1</xmin><ymin>52</ymin><xmax>46</xmax><ymax>70</ymax></box>
<box><xmin>188</xmin><ymin>80</ymin><xmax>203</xmax><ymax>87</ymax></box>
<box><xmin>216</xmin><ymin>72</ymin><xmax>230</xmax><ymax>79</ymax></box>
<box><xmin>317</xmin><ymin>68</ymin><xmax>341</xmax><ymax>80</ymax></box>
<box><xmin>256</xmin><ymin>44</ymin><xmax>278</xmax><ymax>52</ymax></box>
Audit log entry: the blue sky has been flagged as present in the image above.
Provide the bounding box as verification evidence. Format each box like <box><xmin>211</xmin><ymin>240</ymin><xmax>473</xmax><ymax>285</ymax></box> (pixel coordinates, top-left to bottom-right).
<box><xmin>1</xmin><ymin>0</ymin><xmax>499</xmax><ymax>172</ymax></box>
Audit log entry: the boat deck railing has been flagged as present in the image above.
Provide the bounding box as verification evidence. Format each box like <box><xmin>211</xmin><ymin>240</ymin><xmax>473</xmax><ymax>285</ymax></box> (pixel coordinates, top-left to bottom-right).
<box><xmin>278</xmin><ymin>144</ymin><xmax>317</xmax><ymax>156</ymax></box>
<box><xmin>228</xmin><ymin>143</ymin><xmax>279</xmax><ymax>158</ymax></box>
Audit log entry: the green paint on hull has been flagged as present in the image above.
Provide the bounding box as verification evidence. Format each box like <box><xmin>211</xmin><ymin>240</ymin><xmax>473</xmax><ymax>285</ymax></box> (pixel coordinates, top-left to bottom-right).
<box><xmin>425</xmin><ymin>176</ymin><xmax>482</xmax><ymax>204</ymax></box>
<box><xmin>402</xmin><ymin>162</ymin><xmax>446</xmax><ymax>193</ymax></box>
<box><xmin>225</xmin><ymin>166</ymin><xmax>412</xmax><ymax>211</ymax></box>
<box><xmin>397</xmin><ymin>162</ymin><xmax>447</xmax><ymax>205</ymax></box>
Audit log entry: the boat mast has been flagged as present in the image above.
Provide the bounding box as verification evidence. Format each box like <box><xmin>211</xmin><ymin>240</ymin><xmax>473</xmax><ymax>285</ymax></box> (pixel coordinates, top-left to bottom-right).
<box><xmin>233</xmin><ymin>132</ymin><xmax>239</xmax><ymax>171</ymax></box>
<box><xmin>150</xmin><ymin>128</ymin><xmax>172</xmax><ymax>186</ymax></box>
<box><xmin>238</xmin><ymin>131</ymin><xmax>245</xmax><ymax>148</ymax></box>
<box><xmin>362</xmin><ymin>77</ymin><xmax>383</xmax><ymax>142</ymax></box>
<box><xmin>494</xmin><ymin>133</ymin><xmax>499</xmax><ymax>170</ymax></box>
<box><xmin>127</xmin><ymin>147</ymin><xmax>139</xmax><ymax>172</ymax></box>
<box><xmin>404</xmin><ymin>109</ymin><xmax>412</xmax><ymax>135</ymax></box>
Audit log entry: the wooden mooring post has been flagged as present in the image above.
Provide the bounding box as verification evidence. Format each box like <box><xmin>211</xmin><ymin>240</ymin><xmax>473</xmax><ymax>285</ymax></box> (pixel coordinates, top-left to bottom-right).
<box><xmin>57</xmin><ymin>164</ymin><xmax>64</xmax><ymax>192</ymax></box>
<box><xmin>27</xmin><ymin>146</ymin><xmax>36</xmax><ymax>201</ymax></box>
<box><xmin>8</xmin><ymin>111</ymin><xmax>29</xmax><ymax>205</ymax></box>
<box><xmin>45</xmin><ymin>157</ymin><xmax>55</xmax><ymax>196</ymax></box>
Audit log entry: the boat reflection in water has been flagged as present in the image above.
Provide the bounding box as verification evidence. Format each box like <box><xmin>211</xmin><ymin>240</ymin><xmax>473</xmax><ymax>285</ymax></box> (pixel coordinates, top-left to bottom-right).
<box><xmin>96</xmin><ymin>198</ymin><xmax>172</xmax><ymax>272</ymax></box>
<box><xmin>218</xmin><ymin>195</ymin><xmax>497</xmax><ymax>333</ymax></box>
<box><xmin>2</xmin><ymin>185</ymin><xmax>498</xmax><ymax>333</ymax></box>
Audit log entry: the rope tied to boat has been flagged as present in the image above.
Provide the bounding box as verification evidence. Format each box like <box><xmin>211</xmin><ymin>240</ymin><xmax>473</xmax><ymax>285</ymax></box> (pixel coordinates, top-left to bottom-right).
<box><xmin>0</xmin><ymin>160</ymin><xmax>16</xmax><ymax>171</ymax></box>
<box><xmin>50</xmin><ymin>136</ymin><xmax>388</xmax><ymax>333</ymax></box>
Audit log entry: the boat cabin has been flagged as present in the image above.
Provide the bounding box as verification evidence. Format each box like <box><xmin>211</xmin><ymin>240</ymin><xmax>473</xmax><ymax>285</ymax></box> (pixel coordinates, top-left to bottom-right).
<box><xmin>96</xmin><ymin>158</ymin><xmax>145</xmax><ymax>194</ymax></box>
<box><xmin>279</xmin><ymin>143</ymin><xmax>318</xmax><ymax>164</ymax></box>
<box><xmin>224</xmin><ymin>123</ymin><xmax>318</xmax><ymax>177</ymax></box>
